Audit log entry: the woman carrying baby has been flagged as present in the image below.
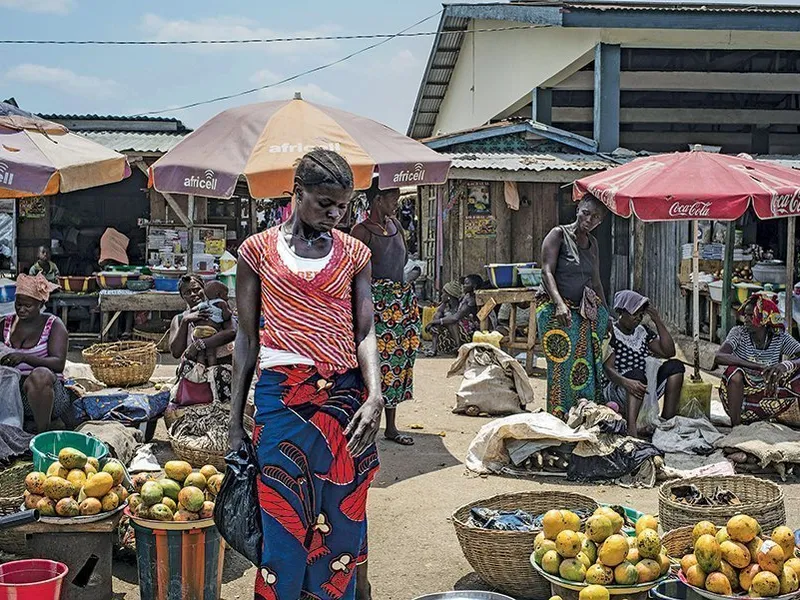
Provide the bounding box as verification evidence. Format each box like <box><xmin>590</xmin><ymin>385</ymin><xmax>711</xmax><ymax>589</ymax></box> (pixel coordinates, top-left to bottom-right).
<box><xmin>169</xmin><ymin>275</ymin><xmax>236</xmax><ymax>404</ymax></box>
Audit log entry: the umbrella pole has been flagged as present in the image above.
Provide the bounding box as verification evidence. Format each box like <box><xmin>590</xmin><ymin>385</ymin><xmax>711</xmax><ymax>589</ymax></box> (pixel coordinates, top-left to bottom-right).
<box><xmin>787</xmin><ymin>216</ymin><xmax>796</xmax><ymax>332</ymax></box>
<box><xmin>692</xmin><ymin>219</ymin><xmax>701</xmax><ymax>380</ymax></box>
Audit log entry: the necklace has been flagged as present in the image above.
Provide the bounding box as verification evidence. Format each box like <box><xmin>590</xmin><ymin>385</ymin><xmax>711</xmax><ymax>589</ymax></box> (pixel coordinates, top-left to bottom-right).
<box><xmin>367</xmin><ymin>216</ymin><xmax>391</xmax><ymax>235</ymax></box>
<box><xmin>283</xmin><ymin>224</ymin><xmax>332</xmax><ymax>247</ymax></box>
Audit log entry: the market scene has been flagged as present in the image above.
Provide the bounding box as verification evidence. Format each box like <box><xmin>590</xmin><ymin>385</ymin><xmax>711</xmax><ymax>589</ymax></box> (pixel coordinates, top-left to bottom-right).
<box><xmin>6</xmin><ymin>1</ymin><xmax>800</xmax><ymax>599</ymax></box>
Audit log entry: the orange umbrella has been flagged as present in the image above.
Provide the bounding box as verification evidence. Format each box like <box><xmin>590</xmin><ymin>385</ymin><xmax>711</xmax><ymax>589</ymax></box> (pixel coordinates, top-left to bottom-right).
<box><xmin>150</xmin><ymin>95</ymin><xmax>450</xmax><ymax>199</ymax></box>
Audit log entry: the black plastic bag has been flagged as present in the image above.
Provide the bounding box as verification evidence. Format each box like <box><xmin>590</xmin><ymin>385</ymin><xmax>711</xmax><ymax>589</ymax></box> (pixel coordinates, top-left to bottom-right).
<box><xmin>213</xmin><ymin>439</ymin><xmax>263</xmax><ymax>566</ymax></box>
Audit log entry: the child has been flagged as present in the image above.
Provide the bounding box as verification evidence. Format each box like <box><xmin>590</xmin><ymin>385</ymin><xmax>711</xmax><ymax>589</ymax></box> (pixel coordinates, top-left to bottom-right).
<box><xmin>29</xmin><ymin>246</ymin><xmax>60</xmax><ymax>284</ymax></box>
<box><xmin>191</xmin><ymin>280</ymin><xmax>234</xmax><ymax>366</ymax></box>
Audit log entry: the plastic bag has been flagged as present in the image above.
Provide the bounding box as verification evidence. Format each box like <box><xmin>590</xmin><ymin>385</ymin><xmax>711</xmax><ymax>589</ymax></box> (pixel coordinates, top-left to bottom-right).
<box><xmin>0</xmin><ymin>366</ymin><xmax>22</xmax><ymax>429</ymax></box>
<box><xmin>636</xmin><ymin>357</ymin><xmax>662</xmax><ymax>433</ymax></box>
<box><xmin>213</xmin><ymin>439</ymin><xmax>263</xmax><ymax>566</ymax></box>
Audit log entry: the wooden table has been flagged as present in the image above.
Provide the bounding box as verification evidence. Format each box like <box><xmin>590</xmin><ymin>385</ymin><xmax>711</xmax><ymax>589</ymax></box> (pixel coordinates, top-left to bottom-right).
<box><xmin>14</xmin><ymin>511</ymin><xmax>123</xmax><ymax>600</ymax></box>
<box><xmin>680</xmin><ymin>284</ymin><xmax>724</xmax><ymax>343</ymax></box>
<box><xmin>475</xmin><ymin>288</ymin><xmax>538</xmax><ymax>375</ymax></box>
<box><xmin>50</xmin><ymin>292</ymin><xmax>101</xmax><ymax>344</ymax></box>
<box><xmin>98</xmin><ymin>291</ymin><xmax>187</xmax><ymax>341</ymax></box>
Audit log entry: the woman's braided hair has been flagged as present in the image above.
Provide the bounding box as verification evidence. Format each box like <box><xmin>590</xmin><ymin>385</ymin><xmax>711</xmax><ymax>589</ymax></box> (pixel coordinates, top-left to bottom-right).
<box><xmin>294</xmin><ymin>149</ymin><xmax>354</xmax><ymax>190</ymax></box>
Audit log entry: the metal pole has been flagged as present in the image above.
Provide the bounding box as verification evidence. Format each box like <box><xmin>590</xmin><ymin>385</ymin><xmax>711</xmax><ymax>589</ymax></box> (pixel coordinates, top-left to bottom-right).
<box><xmin>187</xmin><ymin>195</ymin><xmax>195</xmax><ymax>273</ymax></box>
<box><xmin>721</xmin><ymin>221</ymin><xmax>735</xmax><ymax>340</ymax></box>
<box><xmin>787</xmin><ymin>216</ymin><xmax>796</xmax><ymax>332</ymax></box>
<box><xmin>692</xmin><ymin>219</ymin><xmax>701</xmax><ymax>380</ymax></box>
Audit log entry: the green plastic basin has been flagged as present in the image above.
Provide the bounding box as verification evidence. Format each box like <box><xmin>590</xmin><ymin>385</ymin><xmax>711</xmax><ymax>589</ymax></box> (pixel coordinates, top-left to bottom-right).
<box><xmin>29</xmin><ymin>431</ymin><xmax>109</xmax><ymax>472</ymax></box>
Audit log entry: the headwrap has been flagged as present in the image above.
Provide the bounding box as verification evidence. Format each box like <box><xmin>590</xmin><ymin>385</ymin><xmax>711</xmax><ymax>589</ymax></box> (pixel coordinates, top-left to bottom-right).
<box><xmin>614</xmin><ymin>290</ymin><xmax>649</xmax><ymax>315</ymax></box>
<box><xmin>16</xmin><ymin>273</ymin><xmax>58</xmax><ymax>303</ymax></box>
<box><xmin>99</xmin><ymin>228</ymin><xmax>129</xmax><ymax>265</ymax></box>
<box><xmin>443</xmin><ymin>281</ymin><xmax>463</xmax><ymax>299</ymax></box>
<box><xmin>744</xmin><ymin>293</ymin><xmax>784</xmax><ymax>329</ymax></box>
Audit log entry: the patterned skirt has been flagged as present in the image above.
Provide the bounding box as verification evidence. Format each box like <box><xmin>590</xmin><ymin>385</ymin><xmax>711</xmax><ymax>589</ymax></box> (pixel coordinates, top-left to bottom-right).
<box><xmin>372</xmin><ymin>279</ymin><xmax>421</xmax><ymax>407</ymax></box>
<box><xmin>536</xmin><ymin>300</ymin><xmax>609</xmax><ymax>419</ymax></box>
<box><xmin>252</xmin><ymin>366</ymin><xmax>379</xmax><ymax>600</ymax></box>
<box><xmin>720</xmin><ymin>365</ymin><xmax>800</xmax><ymax>424</ymax></box>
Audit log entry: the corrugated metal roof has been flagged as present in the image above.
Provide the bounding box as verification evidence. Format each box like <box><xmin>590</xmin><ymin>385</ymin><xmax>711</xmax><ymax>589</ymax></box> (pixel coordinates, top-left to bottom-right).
<box><xmin>448</xmin><ymin>152</ymin><xmax>616</xmax><ymax>171</ymax></box>
<box><xmin>567</xmin><ymin>2</ymin><xmax>800</xmax><ymax>13</ymax></box>
<box><xmin>76</xmin><ymin>131</ymin><xmax>188</xmax><ymax>154</ymax></box>
<box><xmin>38</xmin><ymin>113</ymin><xmax>183</xmax><ymax>124</ymax></box>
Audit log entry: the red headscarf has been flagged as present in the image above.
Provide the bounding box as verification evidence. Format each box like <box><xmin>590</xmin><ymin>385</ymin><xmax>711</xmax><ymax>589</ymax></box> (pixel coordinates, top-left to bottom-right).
<box><xmin>743</xmin><ymin>293</ymin><xmax>783</xmax><ymax>329</ymax></box>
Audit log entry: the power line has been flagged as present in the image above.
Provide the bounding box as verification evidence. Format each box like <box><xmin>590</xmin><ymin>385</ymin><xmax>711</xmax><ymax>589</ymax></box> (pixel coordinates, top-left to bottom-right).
<box><xmin>0</xmin><ymin>24</ymin><xmax>546</xmax><ymax>46</ymax></box>
<box><xmin>134</xmin><ymin>11</ymin><xmax>448</xmax><ymax>116</ymax></box>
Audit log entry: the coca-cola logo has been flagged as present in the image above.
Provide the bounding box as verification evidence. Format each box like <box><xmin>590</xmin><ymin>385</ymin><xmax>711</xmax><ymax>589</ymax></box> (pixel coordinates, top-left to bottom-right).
<box><xmin>770</xmin><ymin>192</ymin><xmax>800</xmax><ymax>217</ymax></box>
<box><xmin>668</xmin><ymin>201</ymin><xmax>712</xmax><ymax>218</ymax></box>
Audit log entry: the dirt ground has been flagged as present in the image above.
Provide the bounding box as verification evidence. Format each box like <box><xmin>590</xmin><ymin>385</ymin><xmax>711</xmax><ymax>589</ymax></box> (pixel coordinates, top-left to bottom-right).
<box><xmin>109</xmin><ymin>356</ymin><xmax>800</xmax><ymax>600</ymax></box>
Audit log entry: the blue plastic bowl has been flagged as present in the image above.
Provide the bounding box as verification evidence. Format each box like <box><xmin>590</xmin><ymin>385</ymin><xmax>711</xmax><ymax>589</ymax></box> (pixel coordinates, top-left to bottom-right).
<box><xmin>153</xmin><ymin>277</ymin><xmax>180</xmax><ymax>293</ymax></box>
<box><xmin>486</xmin><ymin>264</ymin><xmax>516</xmax><ymax>288</ymax></box>
<box><xmin>0</xmin><ymin>284</ymin><xmax>16</xmax><ymax>304</ymax></box>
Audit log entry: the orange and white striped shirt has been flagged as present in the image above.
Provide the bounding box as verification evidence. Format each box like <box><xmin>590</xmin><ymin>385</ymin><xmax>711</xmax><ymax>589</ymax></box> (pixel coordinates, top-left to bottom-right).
<box><xmin>238</xmin><ymin>226</ymin><xmax>371</xmax><ymax>377</ymax></box>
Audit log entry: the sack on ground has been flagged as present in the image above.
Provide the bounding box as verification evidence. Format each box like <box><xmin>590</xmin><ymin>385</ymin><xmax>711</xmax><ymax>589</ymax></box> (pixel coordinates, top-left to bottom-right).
<box><xmin>0</xmin><ymin>366</ymin><xmax>22</xmax><ymax>429</ymax></box>
<box><xmin>213</xmin><ymin>439</ymin><xmax>263</xmax><ymax>566</ymax></box>
<box><xmin>448</xmin><ymin>343</ymin><xmax>533</xmax><ymax>416</ymax></box>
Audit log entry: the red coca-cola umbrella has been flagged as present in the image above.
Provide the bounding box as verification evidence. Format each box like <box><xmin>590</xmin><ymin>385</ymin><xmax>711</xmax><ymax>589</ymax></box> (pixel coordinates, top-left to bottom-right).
<box><xmin>573</xmin><ymin>150</ymin><xmax>800</xmax><ymax>221</ymax></box>
<box><xmin>573</xmin><ymin>149</ymin><xmax>800</xmax><ymax>379</ymax></box>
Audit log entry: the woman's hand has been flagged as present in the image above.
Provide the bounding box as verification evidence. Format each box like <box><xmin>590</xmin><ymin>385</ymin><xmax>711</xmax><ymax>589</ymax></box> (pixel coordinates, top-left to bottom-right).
<box><xmin>345</xmin><ymin>395</ymin><xmax>383</xmax><ymax>457</ymax></box>
<box><xmin>555</xmin><ymin>302</ymin><xmax>572</xmax><ymax>327</ymax></box>
<box><xmin>645</xmin><ymin>305</ymin><xmax>662</xmax><ymax>322</ymax></box>
<box><xmin>183</xmin><ymin>308</ymin><xmax>211</xmax><ymax>323</ymax></box>
<box><xmin>228</xmin><ymin>424</ymin><xmax>247</xmax><ymax>453</ymax></box>
<box><xmin>763</xmin><ymin>363</ymin><xmax>788</xmax><ymax>394</ymax></box>
<box><xmin>0</xmin><ymin>353</ymin><xmax>25</xmax><ymax>367</ymax></box>
<box><xmin>623</xmin><ymin>377</ymin><xmax>648</xmax><ymax>400</ymax></box>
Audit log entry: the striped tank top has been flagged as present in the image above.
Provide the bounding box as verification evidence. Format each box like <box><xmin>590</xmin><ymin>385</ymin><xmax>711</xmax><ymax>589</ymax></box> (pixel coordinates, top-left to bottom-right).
<box><xmin>3</xmin><ymin>314</ymin><xmax>61</xmax><ymax>378</ymax></box>
<box><xmin>238</xmin><ymin>226</ymin><xmax>372</xmax><ymax>378</ymax></box>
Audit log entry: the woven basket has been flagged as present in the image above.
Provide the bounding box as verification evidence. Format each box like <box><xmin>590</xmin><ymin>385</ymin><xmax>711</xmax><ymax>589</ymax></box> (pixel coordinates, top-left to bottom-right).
<box><xmin>452</xmin><ymin>491</ymin><xmax>599</xmax><ymax>599</ymax></box>
<box><xmin>132</xmin><ymin>328</ymin><xmax>170</xmax><ymax>353</ymax></box>
<box><xmin>661</xmin><ymin>526</ymin><xmax>694</xmax><ymax>563</ymax></box>
<box><xmin>659</xmin><ymin>476</ymin><xmax>785</xmax><ymax>532</ymax></box>
<box><xmin>82</xmin><ymin>341</ymin><xmax>157</xmax><ymax>387</ymax></box>
<box><xmin>0</xmin><ymin>461</ymin><xmax>32</xmax><ymax>556</ymax></box>
<box><xmin>0</xmin><ymin>461</ymin><xmax>31</xmax><ymax>500</ymax></box>
<box><xmin>168</xmin><ymin>433</ymin><xmax>226</xmax><ymax>471</ymax></box>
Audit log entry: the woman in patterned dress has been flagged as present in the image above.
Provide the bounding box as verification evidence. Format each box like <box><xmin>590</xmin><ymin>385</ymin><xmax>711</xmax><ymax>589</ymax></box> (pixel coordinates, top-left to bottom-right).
<box><xmin>229</xmin><ymin>149</ymin><xmax>383</xmax><ymax>600</ymax></box>
<box><xmin>715</xmin><ymin>294</ymin><xmax>800</xmax><ymax>426</ymax></box>
<box><xmin>538</xmin><ymin>194</ymin><xmax>609</xmax><ymax>419</ymax></box>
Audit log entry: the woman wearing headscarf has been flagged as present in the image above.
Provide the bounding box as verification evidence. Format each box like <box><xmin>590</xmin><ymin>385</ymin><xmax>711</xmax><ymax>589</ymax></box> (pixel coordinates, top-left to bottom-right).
<box><xmin>715</xmin><ymin>294</ymin><xmax>800</xmax><ymax>426</ymax></box>
<box><xmin>603</xmin><ymin>290</ymin><xmax>684</xmax><ymax>436</ymax></box>
<box><xmin>230</xmin><ymin>149</ymin><xmax>382</xmax><ymax>600</ymax></box>
<box><xmin>0</xmin><ymin>274</ymin><xmax>70</xmax><ymax>432</ymax></box>
<box><xmin>538</xmin><ymin>194</ymin><xmax>609</xmax><ymax>419</ymax></box>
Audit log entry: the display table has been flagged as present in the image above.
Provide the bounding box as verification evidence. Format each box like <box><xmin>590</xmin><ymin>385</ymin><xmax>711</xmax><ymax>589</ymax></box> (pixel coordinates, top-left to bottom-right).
<box><xmin>99</xmin><ymin>291</ymin><xmax>186</xmax><ymax>342</ymax></box>
<box><xmin>13</xmin><ymin>511</ymin><xmax>123</xmax><ymax>600</ymax></box>
<box><xmin>475</xmin><ymin>288</ymin><xmax>538</xmax><ymax>375</ymax></box>
<box><xmin>680</xmin><ymin>284</ymin><xmax>724</xmax><ymax>343</ymax></box>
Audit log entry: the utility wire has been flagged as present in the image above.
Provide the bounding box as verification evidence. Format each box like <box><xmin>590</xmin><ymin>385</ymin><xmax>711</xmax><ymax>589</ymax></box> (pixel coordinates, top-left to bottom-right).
<box><xmin>134</xmin><ymin>11</ymin><xmax>449</xmax><ymax>116</ymax></box>
<box><xmin>0</xmin><ymin>24</ymin><xmax>545</xmax><ymax>46</ymax></box>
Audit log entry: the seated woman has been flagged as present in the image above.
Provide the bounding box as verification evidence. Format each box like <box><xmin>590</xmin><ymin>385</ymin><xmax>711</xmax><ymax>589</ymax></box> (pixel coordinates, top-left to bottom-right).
<box><xmin>425</xmin><ymin>274</ymin><xmax>482</xmax><ymax>356</ymax></box>
<box><xmin>603</xmin><ymin>290</ymin><xmax>685</xmax><ymax>436</ymax></box>
<box><xmin>0</xmin><ymin>274</ymin><xmax>70</xmax><ymax>433</ymax></box>
<box><xmin>169</xmin><ymin>275</ymin><xmax>236</xmax><ymax>404</ymax></box>
<box><xmin>715</xmin><ymin>294</ymin><xmax>800</xmax><ymax>426</ymax></box>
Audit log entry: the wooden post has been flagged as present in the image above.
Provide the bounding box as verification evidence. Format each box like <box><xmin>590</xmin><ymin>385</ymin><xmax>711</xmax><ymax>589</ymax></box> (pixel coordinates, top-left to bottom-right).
<box><xmin>787</xmin><ymin>216</ymin><xmax>796</xmax><ymax>332</ymax></box>
<box><xmin>633</xmin><ymin>219</ymin><xmax>645</xmax><ymax>290</ymax></box>
<box><xmin>692</xmin><ymin>219</ymin><xmax>701</xmax><ymax>380</ymax></box>
<box><xmin>721</xmin><ymin>221</ymin><xmax>735</xmax><ymax>340</ymax></box>
<box><xmin>187</xmin><ymin>195</ymin><xmax>196</xmax><ymax>273</ymax></box>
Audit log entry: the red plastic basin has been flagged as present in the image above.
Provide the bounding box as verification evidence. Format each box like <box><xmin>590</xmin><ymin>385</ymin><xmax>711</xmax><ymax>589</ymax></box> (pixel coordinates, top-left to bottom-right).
<box><xmin>0</xmin><ymin>559</ymin><xmax>68</xmax><ymax>600</ymax></box>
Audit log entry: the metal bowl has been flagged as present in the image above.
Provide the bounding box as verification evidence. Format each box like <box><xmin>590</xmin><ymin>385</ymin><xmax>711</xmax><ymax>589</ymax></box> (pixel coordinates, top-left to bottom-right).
<box><xmin>412</xmin><ymin>593</ymin><xmax>515</xmax><ymax>600</ymax></box>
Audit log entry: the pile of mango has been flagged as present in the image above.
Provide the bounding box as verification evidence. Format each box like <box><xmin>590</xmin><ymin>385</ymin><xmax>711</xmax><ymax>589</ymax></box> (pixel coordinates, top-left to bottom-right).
<box><xmin>23</xmin><ymin>447</ymin><xmax>128</xmax><ymax>518</ymax></box>
<box><xmin>680</xmin><ymin>516</ymin><xmax>800</xmax><ymax>597</ymax></box>
<box><xmin>532</xmin><ymin>507</ymin><xmax>669</xmax><ymax>588</ymax></box>
<box><xmin>127</xmin><ymin>460</ymin><xmax>222</xmax><ymax>523</ymax></box>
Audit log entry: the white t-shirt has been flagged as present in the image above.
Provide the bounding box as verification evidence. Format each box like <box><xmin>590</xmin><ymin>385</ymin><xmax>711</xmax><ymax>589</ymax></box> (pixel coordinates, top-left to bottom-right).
<box><xmin>259</xmin><ymin>233</ymin><xmax>332</xmax><ymax>369</ymax></box>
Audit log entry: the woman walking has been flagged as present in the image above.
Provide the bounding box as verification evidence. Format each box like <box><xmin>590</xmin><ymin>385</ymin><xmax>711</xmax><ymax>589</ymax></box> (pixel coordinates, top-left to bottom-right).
<box><xmin>229</xmin><ymin>149</ymin><xmax>382</xmax><ymax>600</ymax></box>
<box><xmin>351</xmin><ymin>178</ymin><xmax>421</xmax><ymax>447</ymax></box>
<box><xmin>539</xmin><ymin>194</ymin><xmax>609</xmax><ymax>419</ymax></box>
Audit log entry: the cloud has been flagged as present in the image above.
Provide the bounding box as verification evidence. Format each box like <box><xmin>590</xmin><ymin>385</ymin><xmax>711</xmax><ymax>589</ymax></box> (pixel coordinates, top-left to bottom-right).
<box><xmin>388</xmin><ymin>49</ymin><xmax>420</xmax><ymax>73</ymax></box>
<box><xmin>140</xmin><ymin>14</ymin><xmax>340</xmax><ymax>54</ymax></box>
<box><xmin>248</xmin><ymin>70</ymin><xmax>340</xmax><ymax>104</ymax></box>
<box><xmin>0</xmin><ymin>0</ymin><xmax>72</xmax><ymax>13</ymax></box>
<box><xmin>6</xmin><ymin>64</ymin><xmax>120</xmax><ymax>98</ymax></box>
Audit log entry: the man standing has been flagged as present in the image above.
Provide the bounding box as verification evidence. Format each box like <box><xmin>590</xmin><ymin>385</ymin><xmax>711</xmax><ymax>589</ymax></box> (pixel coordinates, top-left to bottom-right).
<box><xmin>351</xmin><ymin>178</ymin><xmax>421</xmax><ymax>446</ymax></box>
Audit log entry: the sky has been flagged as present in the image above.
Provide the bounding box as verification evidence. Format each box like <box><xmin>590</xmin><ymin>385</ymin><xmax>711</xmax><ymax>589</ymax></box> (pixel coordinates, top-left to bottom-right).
<box><xmin>0</xmin><ymin>0</ymin><xmax>485</xmax><ymax>134</ymax></box>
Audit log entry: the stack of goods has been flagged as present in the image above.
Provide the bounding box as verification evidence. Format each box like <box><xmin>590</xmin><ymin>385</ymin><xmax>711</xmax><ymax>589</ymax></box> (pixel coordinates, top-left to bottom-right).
<box><xmin>127</xmin><ymin>460</ymin><xmax>221</xmax><ymax>522</ymax></box>
<box><xmin>23</xmin><ymin>447</ymin><xmax>128</xmax><ymax>518</ymax></box>
<box><xmin>678</xmin><ymin>516</ymin><xmax>799</xmax><ymax>597</ymax></box>
<box><xmin>531</xmin><ymin>506</ymin><xmax>669</xmax><ymax>588</ymax></box>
